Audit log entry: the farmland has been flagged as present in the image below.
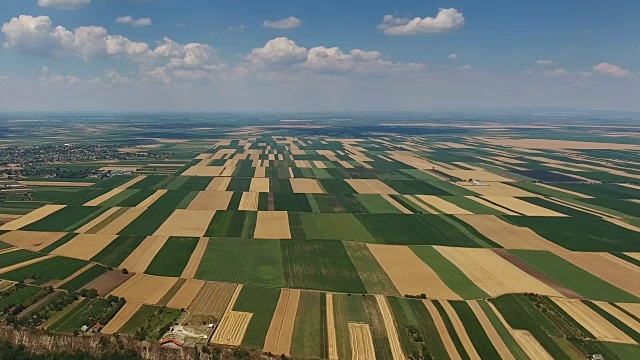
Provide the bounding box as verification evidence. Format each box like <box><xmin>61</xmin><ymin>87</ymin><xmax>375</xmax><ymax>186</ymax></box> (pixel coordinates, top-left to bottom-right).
<box><xmin>1</xmin><ymin>116</ymin><xmax>640</xmax><ymax>358</ymax></box>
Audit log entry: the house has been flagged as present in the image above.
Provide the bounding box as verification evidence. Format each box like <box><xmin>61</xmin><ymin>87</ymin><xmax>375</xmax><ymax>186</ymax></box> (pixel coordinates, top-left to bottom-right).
<box><xmin>80</xmin><ymin>325</ymin><xmax>89</xmax><ymax>332</ymax></box>
<box><xmin>590</xmin><ymin>354</ymin><xmax>604</xmax><ymax>360</ymax></box>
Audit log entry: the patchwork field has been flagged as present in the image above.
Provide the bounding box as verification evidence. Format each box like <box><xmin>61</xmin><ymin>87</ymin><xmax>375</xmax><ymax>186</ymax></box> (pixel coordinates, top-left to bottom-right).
<box><xmin>3</xmin><ymin>126</ymin><xmax>640</xmax><ymax>358</ymax></box>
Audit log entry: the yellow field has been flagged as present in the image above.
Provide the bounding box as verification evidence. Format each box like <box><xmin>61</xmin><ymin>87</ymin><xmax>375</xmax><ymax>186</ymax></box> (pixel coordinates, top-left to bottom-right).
<box><xmin>166</xmin><ymin>279</ymin><xmax>205</xmax><ymax>309</ymax></box>
<box><xmin>119</xmin><ymin>235</ymin><xmax>170</xmax><ymax>273</ymax></box>
<box><xmin>83</xmin><ymin>188</ymin><xmax>126</xmax><ymax>206</ymax></box>
<box><xmin>101</xmin><ymin>303</ymin><xmax>143</xmax><ymax>335</ymax></box>
<box><xmin>239</xmin><ymin>192</ymin><xmax>259</xmax><ymax>211</ymax></box>
<box><xmin>348</xmin><ymin>323</ymin><xmax>376</xmax><ymax>360</ymax></box>
<box><xmin>96</xmin><ymin>207</ymin><xmax>147</xmax><ymax>235</ymax></box>
<box><xmin>0</xmin><ymin>230</ymin><xmax>66</xmax><ymax>251</ymax></box>
<box><xmin>182</xmin><ymin>166</ymin><xmax>227</xmax><ymax>177</ymax></box>
<box><xmin>423</xmin><ymin>301</ymin><xmax>461</xmax><ymax>360</ymax></box>
<box><xmin>468</xmin><ymin>301</ymin><xmax>514</xmax><ymax>360</ymax></box>
<box><xmin>180</xmin><ymin>237</ymin><xmax>209</xmax><ymax>279</ymax></box>
<box><xmin>154</xmin><ymin>209</ymin><xmax>216</xmax><ymax>237</ymax></box>
<box><xmin>263</xmin><ymin>289</ymin><xmax>300</xmax><ymax>356</ymax></box>
<box><xmin>206</xmin><ymin>177</ymin><xmax>231</xmax><ymax>191</ymax></box>
<box><xmin>326</xmin><ymin>293</ymin><xmax>338</xmax><ymax>360</ymax></box>
<box><xmin>188</xmin><ymin>282</ymin><xmax>238</xmax><ymax>317</ymax></box>
<box><xmin>512</xmin><ymin>330</ymin><xmax>553</xmax><ymax>360</ymax></box>
<box><xmin>52</xmin><ymin>234</ymin><xmax>118</xmax><ymax>260</ymax></box>
<box><xmin>250</xmin><ymin>178</ymin><xmax>270</xmax><ymax>192</ymax></box>
<box><xmin>439</xmin><ymin>169</ymin><xmax>514</xmax><ymax>182</ymax></box>
<box><xmin>254</xmin><ymin>211</ymin><xmax>291</xmax><ymax>239</ymax></box>
<box><xmin>368</xmin><ymin>244</ymin><xmax>460</xmax><ymax>300</ymax></box>
<box><xmin>290</xmin><ymin>178</ymin><xmax>323</xmax><ymax>193</ymax></box>
<box><xmin>439</xmin><ymin>300</ymin><xmax>481</xmax><ymax>359</ymax></box>
<box><xmin>416</xmin><ymin>195</ymin><xmax>472</xmax><ymax>215</ymax></box>
<box><xmin>482</xmin><ymin>196</ymin><xmax>567</xmax><ymax>216</ymax></box>
<box><xmin>211</xmin><ymin>311</ymin><xmax>253</xmax><ymax>346</ymax></box>
<box><xmin>75</xmin><ymin>207</ymin><xmax>122</xmax><ymax>233</ymax></box>
<box><xmin>375</xmin><ymin>295</ymin><xmax>407</xmax><ymax>360</ymax></box>
<box><xmin>0</xmin><ymin>205</ymin><xmax>66</xmax><ymax>231</ymax></box>
<box><xmin>552</xmin><ymin>298</ymin><xmax>635</xmax><ymax>343</ymax></box>
<box><xmin>345</xmin><ymin>179</ymin><xmax>398</xmax><ymax>194</ymax></box>
<box><xmin>457</xmin><ymin>182</ymin><xmax>538</xmax><ymax>197</ymax></box>
<box><xmin>595</xmin><ymin>301</ymin><xmax>640</xmax><ymax>335</ymax></box>
<box><xmin>110</xmin><ymin>274</ymin><xmax>179</xmax><ymax>305</ymax></box>
<box><xmin>136</xmin><ymin>189</ymin><xmax>167</xmax><ymax>207</ymax></box>
<box><xmin>466</xmin><ymin>196</ymin><xmax>519</xmax><ymax>215</ymax></box>
<box><xmin>187</xmin><ymin>191</ymin><xmax>233</xmax><ymax>210</ymax></box>
<box><xmin>381</xmin><ymin>194</ymin><xmax>413</xmax><ymax>214</ymax></box>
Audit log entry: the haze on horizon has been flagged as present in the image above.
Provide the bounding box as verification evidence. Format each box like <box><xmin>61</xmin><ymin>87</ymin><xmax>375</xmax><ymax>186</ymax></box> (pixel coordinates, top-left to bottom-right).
<box><xmin>0</xmin><ymin>0</ymin><xmax>638</xmax><ymax>112</ymax></box>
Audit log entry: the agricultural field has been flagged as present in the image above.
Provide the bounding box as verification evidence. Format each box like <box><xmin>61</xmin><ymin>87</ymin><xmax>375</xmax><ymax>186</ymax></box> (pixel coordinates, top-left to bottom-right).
<box><xmin>1</xmin><ymin>116</ymin><xmax>640</xmax><ymax>357</ymax></box>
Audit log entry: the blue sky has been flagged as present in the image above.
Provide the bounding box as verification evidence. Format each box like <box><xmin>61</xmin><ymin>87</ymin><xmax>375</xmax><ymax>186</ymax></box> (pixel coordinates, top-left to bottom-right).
<box><xmin>0</xmin><ymin>0</ymin><xmax>638</xmax><ymax>111</ymax></box>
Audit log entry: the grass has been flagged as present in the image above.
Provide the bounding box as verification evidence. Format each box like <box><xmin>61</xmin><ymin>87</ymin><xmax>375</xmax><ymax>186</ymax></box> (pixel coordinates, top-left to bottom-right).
<box><xmin>477</xmin><ymin>301</ymin><xmax>529</xmax><ymax>360</ymax></box>
<box><xmin>355</xmin><ymin>194</ymin><xmax>402</xmax><ymax>213</ymax></box>
<box><xmin>281</xmin><ymin>240</ymin><xmax>367</xmax><ymax>293</ymax></box>
<box><xmin>362</xmin><ymin>295</ymin><xmax>394</xmax><ymax>360</ymax></box>
<box><xmin>450</xmin><ymin>301</ymin><xmax>500</xmax><ymax>359</ymax></box>
<box><xmin>0</xmin><ymin>285</ymin><xmax>41</xmax><ymax>312</ymax></box>
<box><xmin>195</xmin><ymin>238</ymin><xmax>285</xmax><ymax>287</ymax></box>
<box><xmin>48</xmin><ymin>298</ymin><xmax>113</xmax><ymax>333</ymax></box>
<box><xmin>205</xmin><ymin>210</ymin><xmax>248</xmax><ymax>238</ymax></box>
<box><xmin>411</xmin><ymin>246</ymin><xmax>488</xmax><ymax>299</ymax></box>
<box><xmin>233</xmin><ymin>285</ymin><xmax>281</xmax><ymax>349</ymax></box>
<box><xmin>343</xmin><ymin>241</ymin><xmax>399</xmax><ymax>296</ymax></box>
<box><xmin>145</xmin><ymin>236</ymin><xmax>199</xmax><ymax>277</ymax></box>
<box><xmin>299</xmin><ymin>213</ymin><xmax>376</xmax><ymax>242</ymax></box>
<box><xmin>22</xmin><ymin>206</ymin><xmax>108</xmax><ymax>232</ymax></box>
<box><xmin>58</xmin><ymin>265</ymin><xmax>108</xmax><ymax>292</ymax></box>
<box><xmin>355</xmin><ymin>214</ymin><xmax>482</xmax><ymax>247</ymax></box>
<box><xmin>291</xmin><ymin>291</ymin><xmax>327</xmax><ymax>359</ymax></box>
<box><xmin>0</xmin><ymin>256</ymin><xmax>88</xmax><ymax>285</ymax></box>
<box><xmin>503</xmin><ymin>216</ymin><xmax>640</xmax><ymax>252</ymax></box>
<box><xmin>332</xmin><ymin>294</ymin><xmax>352</xmax><ymax>360</ymax></box>
<box><xmin>117</xmin><ymin>305</ymin><xmax>182</xmax><ymax>340</ymax></box>
<box><xmin>90</xmin><ymin>235</ymin><xmax>147</xmax><ymax>268</ymax></box>
<box><xmin>510</xmin><ymin>250</ymin><xmax>639</xmax><ymax>303</ymax></box>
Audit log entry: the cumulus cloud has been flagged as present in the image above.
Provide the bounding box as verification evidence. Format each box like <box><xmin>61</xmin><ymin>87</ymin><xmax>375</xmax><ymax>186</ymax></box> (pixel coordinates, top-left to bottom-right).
<box><xmin>37</xmin><ymin>0</ymin><xmax>90</xmax><ymax>9</ymax></box>
<box><xmin>116</xmin><ymin>16</ymin><xmax>152</xmax><ymax>27</ymax></box>
<box><xmin>247</xmin><ymin>37</ymin><xmax>307</xmax><ymax>65</ymax></box>
<box><xmin>1</xmin><ymin>15</ymin><xmax>149</xmax><ymax>60</ymax></box>
<box><xmin>449</xmin><ymin>53</ymin><xmax>458</xmax><ymax>60</ymax></box>
<box><xmin>263</xmin><ymin>16</ymin><xmax>302</xmax><ymax>29</ymax></box>
<box><xmin>378</xmin><ymin>8</ymin><xmax>464</xmax><ymax>35</ymax></box>
<box><xmin>542</xmin><ymin>68</ymin><xmax>570</xmax><ymax>78</ymax></box>
<box><xmin>537</xmin><ymin>68</ymin><xmax>592</xmax><ymax>78</ymax></box>
<box><xmin>536</xmin><ymin>60</ymin><xmax>553</xmax><ymax>66</ymax></box>
<box><xmin>593</xmin><ymin>62</ymin><xmax>631</xmax><ymax>78</ymax></box>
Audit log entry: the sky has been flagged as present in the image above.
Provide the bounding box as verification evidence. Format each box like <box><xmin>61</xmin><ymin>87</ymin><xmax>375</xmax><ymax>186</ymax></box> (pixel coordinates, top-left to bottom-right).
<box><xmin>0</xmin><ymin>0</ymin><xmax>638</xmax><ymax>112</ymax></box>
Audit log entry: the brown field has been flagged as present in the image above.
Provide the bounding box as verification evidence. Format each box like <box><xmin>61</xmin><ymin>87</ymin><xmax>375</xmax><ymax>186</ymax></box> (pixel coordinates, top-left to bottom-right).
<box><xmin>254</xmin><ymin>211</ymin><xmax>291</xmax><ymax>239</ymax></box>
<box><xmin>206</xmin><ymin>177</ymin><xmax>231</xmax><ymax>191</ymax></box>
<box><xmin>439</xmin><ymin>169</ymin><xmax>514</xmax><ymax>182</ymax></box>
<box><xmin>187</xmin><ymin>191</ymin><xmax>233</xmax><ymax>211</ymax></box>
<box><xmin>110</xmin><ymin>274</ymin><xmax>179</xmax><ymax>305</ymax></box>
<box><xmin>455</xmin><ymin>215</ymin><xmax>564</xmax><ymax>251</ymax></box>
<box><xmin>96</xmin><ymin>207</ymin><xmax>147</xmax><ymax>235</ymax></box>
<box><xmin>482</xmin><ymin>138</ymin><xmax>640</xmax><ymax>150</ymax></box>
<box><xmin>367</xmin><ymin>244</ymin><xmax>461</xmax><ymax>300</ymax></box>
<box><xmin>337</xmin><ymin>160</ymin><xmax>354</xmax><ymax>169</ymax></box>
<box><xmin>423</xmin><ymin>301</ymin><xmax>461</xmax><ymax>360</ymax></box>
<box><xmin>465</xmin><ymin>196</ymin><xmax>519</xmax><ymax>215</ymax></box>
<box><xmin>101</xmin><ymin>303</ymin><xmax>143</xmax><ymax>335</ymax></box>
<box><xmin>381</xmin><ymin>195</ymin><xmax>412</xmax><ymax>214</ymax></box>
<box><xmin>457</xmin><ymin>182</ymin><xmax>538</xmax><ymax>197</ymax></box>
<box><xmin>263</xmin><ymin>289</ymin><xmax>300</xmax><ymax>356</ymax></box>
<box><xmin>552</xmin><ymin>298</ymin><xmax>635</xmax><ymax>343</ymax></box>
<box><xmin>180</xmin><ymin>237</ymin><xmax>209</xmax><ymax>279</ymax></box>
<box><xmin>188</xmin><ymin>282</ymin><xmax>238</xmax><ymax>317</ymax></box>
<box><xmin>375</xmin><ymin>295</ymin><xmax>407</xmax><ymax>360</ymax></box>
<box><xmin>166</xmin><ymin>279</ymin><xmax>205</xmax><ymax>309</ymax></box>
<box><xmin>119</xmin><ymin>235</ymin><xmax>170</xmax><ymax>273</ymax></box>
<box><xmin>181</xmin><ymin>166</ymin><xmax>227</xmax><ymax>177</ymax></box>
<box><xmin>83</xmin><ymin>270</ymin><xmax>133</xmax><ymax>296</ymax></box>
<box><xmin>556</xmin><ymin>251</ymin><xmax>640</xmax><ymax>298</ymax></box>
<box><xmin>618</xmin><ymin>303</ymin><xmax>640</xmax><ymax>319</ymax></box>
<box><xmin>290</xmin><ymin>178</ymin><xmax>323</xmax><ymax>194</ymax></box>
<box><xmin>154</xmin><ymin>210</ymin><xmax>216</xmax><ymax>237</ymax></box>
<box><xmin>250</xmin><ymin>178</ymin><xmax>270</xmax><ymax>193</ymax></box>
<box><xmin>313</xmin><ymin>161</ymin><xmax>327</xmax><ymax>169</ymax></box>
<box><xmin>211</xmin><ymin>311</ymin><xmax>253</xmax><ymax>346</ymax></box>
<box><xmin>512</xmin><ymin>330</ymin><xmax>553</xmax><ymax>360</ymax></box>
<box><xmin>0</xmin><ymin>230</ymin><xmax>66</xmax><ymax>251</ymax></box>
<box><xmin>0</xmin><ymin>205</ymin><xmax>66</xmax><ymax>231</ymax></box>
<box><xmin>435</xmin><ymin>247</ymin><xmax>563</xmax><ymax>297</ymax></box>
<box><xmin>294</xmin><ymin>160</ymin><xmax>312</xmax><ymax>168</ymax></box>
<box><xmin>348</xmin><ymin>323</ymin><xmax>376</xmax><ymax>360</ymax></box>
<box><xmin>83</xmin><ymin>188</ymin><xmax>126</xmax><ymax>207</ymax></box>
<box><xmin>118</xmin><ymin>175</ymin><xmax>148</xmax><ymax>189</ymax></box>
<box><xmin>239</xmin><ymin>192</ymin><xmax>259</xmax><ymax>211</ymax></box>
<box><xmin>18</xmin><ymin>181</ymin><xmax>94</xmax><ymax>187</ymax></box>
<box><xmin>416</xmin><ymin>195</ymin><xmax>472</xmax><ymax>215</ymax></box>
<box><xmin>626</xmin><ymin>253</ymin><xmax>640</xmax><ymax>261</ymax></box>
<box><xmin>468</xmin><ymin>301</ymin><xmax>514</xmax><ymax>360</ymax></box>
<box><xmin>439</xmin><ymin>300</ymin><xmax>481</xmax><ymax>359</ymax></box>
<box><xmin>137</xmin><ymin>190</ymin><xmax>168</xmax><ymax>208</ymax></box>
<box><xmin>403</xmin><ymin>196</ymin><xmax>438</xmax><ymax>214</ymax></box>
<box><xmin>76</xmin><ymin>207</ymin><xmax>122</xmax><ymax>233</ymax></box>
<box><xmin>595</xmin><ymin>302</ymin><xmax>640</xmax><ymax>334</ymax></box>
<box><xmin>326</xmin><ymin>293</ymin><xmax>338</xmax><ymax>360</ymax></box>
<box><xmin>482</xmin><ymin>196</ymin><xmax>567</xmax><ymax>217</ymax></box>
<box><xmin>0</xmin><ymin>255</ymin><xmax>54</xmax><ymax>275</ymax></box>
<box><xmin>52</xmin><ymin>234</ymin><xmax>118</xmax><ymax>260</ymax></box>
<box><xmin>345</xmin><ymin>179</ymin><xmax>398</xmax><ymax>195</ymax></box>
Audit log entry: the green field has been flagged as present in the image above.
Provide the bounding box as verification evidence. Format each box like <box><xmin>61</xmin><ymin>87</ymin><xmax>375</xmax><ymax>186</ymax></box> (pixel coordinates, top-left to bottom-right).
<box><xmin>90</xmin><ymin>235</ymin><xmax>147</xmax><ymax>267</ymax></box>
<box><xmin>233</xmin><ymin>285</ymin><xmax>281</xmax><ymax>349</ymax></box>
<box><xmin>145</xmin><ymin>236</ymin><xmax>199</xmax><ymax>277</ymax></box>
<box><xmin>300</xmin><ymin>213</ymin><xmax>376</xmax><ymax>242</ymax></box>
<box><xmin>0</xmin><ymin>256</ymin><xmax>88</xmax><ymax>285</ymax></box>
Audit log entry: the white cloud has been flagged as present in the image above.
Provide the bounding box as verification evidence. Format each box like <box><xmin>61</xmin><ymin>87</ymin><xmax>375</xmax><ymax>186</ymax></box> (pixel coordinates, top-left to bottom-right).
<box><xmin>449</xmin><ymin>53</ymin><xmax>458</xmax><ymax>60</ymax></box>
<box><xmin>116</xmin><ymin>16</ymin><xmax>152</xmax><ymax>27</ymax></box>
<box><xmin>247</xmin><ymin>37</ymin><xmax>307</xmax><ymax>65</ymax></box>
<box><xmin>459</xmin><ymin>65</ymin><xmax>473</xmax><ymax>70</ymax></box>
<box><xmin>593</xmin><ymin>62</ymin><xmax>631</xmax><ymax>78</ymax></box>
<box><xmin>105</xmin><ymin>69</ymin><xmax>131</xmax><ymax>84</ymax></box>
<box><xmin>1</xmin><ymin>15</ymin><xmax>149</xmax><ymax>60</ymax></box>
<box><xmin>542</xmin><ymin>68</ymin><xmax>570</xmax><ymax>78</ymax></box>
<box><xmin>37</xmin><ymin>0</ymin><xmax>90</xmax><ymax>9</ymax></box>
<box><xmin>536</xmin><ymin>60</ymin><xmax>553</xmax><ymax>66</ymax></box>
<box><xmin>378</xmin><ymin>8</ymin><xmax>464</xmax><ymax>35</ymax></box>
<box><xmin>263</xmin><ymin>16</ymin><xmax>302</xmax><ymax>29</ymax></box>
<box><xmin>229</xmin><ymin>25</ymin><xmax>245</xmax><ymax>33</ymax></box>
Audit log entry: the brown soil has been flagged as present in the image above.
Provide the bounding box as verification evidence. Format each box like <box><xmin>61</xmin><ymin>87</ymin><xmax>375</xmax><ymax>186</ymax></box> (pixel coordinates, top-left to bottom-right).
<box><xmin>83</xmin><ymin>270</ymin><xmax>133</xmax><ymax>296</ymax></box>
